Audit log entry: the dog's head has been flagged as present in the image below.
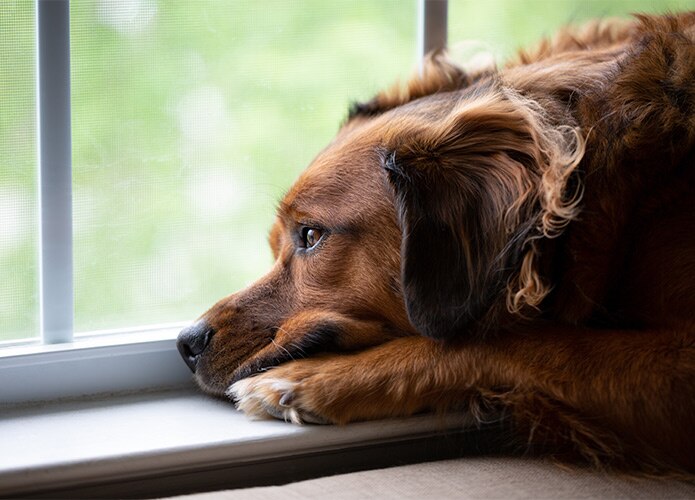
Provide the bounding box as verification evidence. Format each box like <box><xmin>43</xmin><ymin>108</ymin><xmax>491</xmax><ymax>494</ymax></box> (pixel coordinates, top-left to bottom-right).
<box><xmin>177</xmin><ymin>57</ymin><xmax>584</xmax><ymax>396</ymax></box>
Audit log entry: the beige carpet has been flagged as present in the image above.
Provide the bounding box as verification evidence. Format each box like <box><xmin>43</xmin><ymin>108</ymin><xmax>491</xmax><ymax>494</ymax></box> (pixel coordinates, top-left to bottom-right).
<box><xmin>165</xmin><ymin>457</ymin><xmax>695</xmax><ymax>499</ymax></box>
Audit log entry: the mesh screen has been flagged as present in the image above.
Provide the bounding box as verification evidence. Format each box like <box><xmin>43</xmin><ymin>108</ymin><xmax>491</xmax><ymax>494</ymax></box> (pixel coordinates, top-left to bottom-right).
<box><xmin>0</xmin><ymin>1</ymin><xmax>38</xmax><ymax>341</ymax></box>
<box><xmin>70</xmin><ymin>0</ymin><xmax>416</xmax><ymax>332</ymax></box>
<box><xmin>449</xmin><ymin>0</ymin><xmax>693</xmax><ymax>62</ymax></box>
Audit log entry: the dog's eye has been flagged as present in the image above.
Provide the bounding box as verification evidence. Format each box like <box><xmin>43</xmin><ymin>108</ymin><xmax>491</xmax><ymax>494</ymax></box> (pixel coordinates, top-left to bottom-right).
<box><xmin>300</xmin><ymin>227</ymin><xmax>323</xmax><ymax>249</ymax></box>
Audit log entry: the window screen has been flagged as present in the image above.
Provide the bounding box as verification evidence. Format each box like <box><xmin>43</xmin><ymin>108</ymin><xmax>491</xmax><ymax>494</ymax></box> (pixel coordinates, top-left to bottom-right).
<box><xmin>70</xmin><ymin>0</ymin><xmax>416</xmax><ymax>333</ymax></box>
<box><xmin>449</xmin><ymin>0</ymin><xmax>693</xmax><ymax>62</ymax></box>
<box><xmin>0</xmin><ymin>1</ymin><xmax>38</xmax><ymax>342</ymax></box>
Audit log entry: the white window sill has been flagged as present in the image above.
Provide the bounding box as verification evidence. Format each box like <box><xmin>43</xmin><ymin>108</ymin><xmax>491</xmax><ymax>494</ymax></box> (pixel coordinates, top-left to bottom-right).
<box><xmin>0</xmin><ymin>387</ymin><xmax>486</xmax><ymax>498</ymax></box>
<box><xmin>0</xmin><ymin>326</ymin><xmax>192</xmax><ymax>405</ymax></box>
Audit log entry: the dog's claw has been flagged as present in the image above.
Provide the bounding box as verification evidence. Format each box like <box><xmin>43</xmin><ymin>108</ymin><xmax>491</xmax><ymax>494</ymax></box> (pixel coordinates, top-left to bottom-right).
<box><xmin>278</xmin><ymin>392</ymin><xmax>294</xmax><ymax>407</ymax></box>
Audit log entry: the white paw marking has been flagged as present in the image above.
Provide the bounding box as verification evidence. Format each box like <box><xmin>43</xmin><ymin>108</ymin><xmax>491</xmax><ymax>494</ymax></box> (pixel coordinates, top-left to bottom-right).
<box><xmin>227</xmin><ymin>375</ymin><xmax>329</xmax><ymax>425</ymax></box>
<box><xmin>227</xmin><ymin>376</ymin><xmax>304</xmax><ymax>424</ymax></box>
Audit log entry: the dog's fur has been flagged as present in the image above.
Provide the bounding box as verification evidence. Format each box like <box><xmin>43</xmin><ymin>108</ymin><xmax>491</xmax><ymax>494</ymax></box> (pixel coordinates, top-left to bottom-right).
<box><xmin>182</xmin><ymin>13</ymin><xmax>695</xmax><ymax>474</ymax></box>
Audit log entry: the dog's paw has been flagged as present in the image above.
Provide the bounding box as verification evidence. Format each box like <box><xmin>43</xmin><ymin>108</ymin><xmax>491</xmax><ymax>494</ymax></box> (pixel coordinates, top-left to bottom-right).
<box><xmin>227</xmin><ymin>366</ymin><xmax>331</xmax><ymax>425</ymax></box>
<box><xmin>225</xmin><ymin>344</ymin><xmax>429</xmax><ymax>425</ymax></box>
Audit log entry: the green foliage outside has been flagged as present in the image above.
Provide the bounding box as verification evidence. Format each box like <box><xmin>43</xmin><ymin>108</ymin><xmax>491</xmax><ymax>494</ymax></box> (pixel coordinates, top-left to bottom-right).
<box><xmin>0</xmin><ymin>0</ymin><xmax>690</xmax><ymax>340</ymax></box>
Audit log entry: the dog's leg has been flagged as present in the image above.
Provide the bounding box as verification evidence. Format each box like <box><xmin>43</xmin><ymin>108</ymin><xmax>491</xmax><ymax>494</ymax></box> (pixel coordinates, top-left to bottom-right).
<box><xmin>229</xmin><ymin>325</ymin><xmax>694</xmax><ymax>472</ymax></box>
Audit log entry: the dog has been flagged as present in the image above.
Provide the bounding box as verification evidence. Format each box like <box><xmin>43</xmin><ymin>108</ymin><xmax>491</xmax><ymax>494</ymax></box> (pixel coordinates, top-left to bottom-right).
<box><xmin>177</xmin><ymin>12</ymin><xmax>695</xmax><ymax>474</ymax></box>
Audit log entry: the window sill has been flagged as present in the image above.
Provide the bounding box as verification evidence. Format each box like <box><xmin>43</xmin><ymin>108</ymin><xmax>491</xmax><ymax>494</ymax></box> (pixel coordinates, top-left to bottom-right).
<box><xmin>0</xmin><ymin>326</ymin><xmax>191</xmax><ymax>405</ymax></box>
<box><xmin>0</xmin><ymin>387</ymin><xmax>491</xmax><ymax>498</ymax></box>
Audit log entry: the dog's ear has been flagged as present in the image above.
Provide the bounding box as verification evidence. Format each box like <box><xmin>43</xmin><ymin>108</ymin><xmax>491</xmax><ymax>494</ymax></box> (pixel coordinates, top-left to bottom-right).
<box><xmin>348</xmin><ymin>52</ymin><xmax>472</xmax><ymax>121</ymax></box>
<box><xmin>382</xmin><ymin>89</ymin><xmax>582</xmax><ymax>339</ymax></box>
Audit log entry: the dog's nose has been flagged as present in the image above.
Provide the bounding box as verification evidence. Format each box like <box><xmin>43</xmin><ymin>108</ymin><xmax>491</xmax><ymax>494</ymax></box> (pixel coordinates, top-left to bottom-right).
<box><xmin>176</xmin><ymin>320</ymin><xmax>215</xmax><ymax>372</ymax></box>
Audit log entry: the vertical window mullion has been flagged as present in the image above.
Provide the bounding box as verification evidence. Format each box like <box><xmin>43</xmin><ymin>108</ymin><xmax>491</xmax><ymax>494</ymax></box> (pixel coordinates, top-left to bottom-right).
<box><xmin>418</xmin><ymin>0</ymin><xmax>448</xmax><ymax>67</ymax></box>
<box><xmin>37</xmin><ymin>0</ymin><xmax>73</xmax><ymax>344</ymax></box>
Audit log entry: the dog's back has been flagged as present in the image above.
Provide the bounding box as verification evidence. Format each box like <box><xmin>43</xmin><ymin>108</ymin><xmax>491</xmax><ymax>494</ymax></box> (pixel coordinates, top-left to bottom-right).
<box><xmin>513</xmin><ymin>13</ymin><xmax>695</xmax><ymax>328</ymax></box>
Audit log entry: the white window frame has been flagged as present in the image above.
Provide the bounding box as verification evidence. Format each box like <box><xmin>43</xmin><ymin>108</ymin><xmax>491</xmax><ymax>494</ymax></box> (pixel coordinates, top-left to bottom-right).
<box><xmin>0</xmin><ymin>0</ymin><xmax>448</xmax><ymax>406</ymax></box>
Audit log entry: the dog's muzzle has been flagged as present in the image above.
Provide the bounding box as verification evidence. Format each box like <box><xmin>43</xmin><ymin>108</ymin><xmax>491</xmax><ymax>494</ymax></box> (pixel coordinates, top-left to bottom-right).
<box><xmin>176</xmin><ymin>320</ymin><xmax>215</xmax><ymax>372</ymax></box>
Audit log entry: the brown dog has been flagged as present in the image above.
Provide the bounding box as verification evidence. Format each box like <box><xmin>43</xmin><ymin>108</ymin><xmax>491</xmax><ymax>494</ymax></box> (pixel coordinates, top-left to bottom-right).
<box><xmin>177</xmin><ymin>13</ymin><xmax>695</xmax><ymax>474</ymax></box>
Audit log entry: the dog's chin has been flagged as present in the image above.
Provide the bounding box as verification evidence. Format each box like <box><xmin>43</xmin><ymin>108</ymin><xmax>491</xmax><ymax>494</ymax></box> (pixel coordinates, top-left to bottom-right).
<box><xmin>188</xmin><ymin>362</ymin><xmax>250</xmax><ymax>399</ymax></box>
<box><xmin>192</xmin><ymin>373</ymin><xmax>230</xmax><ymax>399</ymax></box>
<box><xmin>191</xmin><ymin>353</ymin><xmax>292</xmax><ymax>401</ymax></box>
